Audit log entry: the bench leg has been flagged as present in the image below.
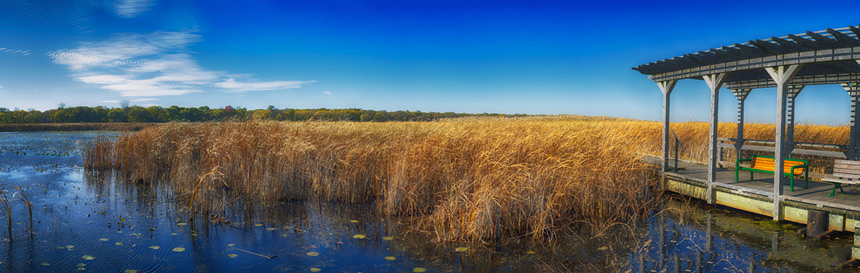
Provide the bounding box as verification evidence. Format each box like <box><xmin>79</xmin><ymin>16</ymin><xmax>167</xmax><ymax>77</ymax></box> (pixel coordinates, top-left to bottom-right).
<box><xmin>735</xmin><ymin>168</ymin><xmax>738</xmax><ymax>182</ymax></box>
<box><xmin>750</xmin><ymin>171</ymin><xmax>753</xmax><ymax>180</ymax></box>
<box><xmin>830</xmin><ymin>183</ymin><xmax>846</xmax><ymax>197</ymax></box>
<box><xmin>790</xmin><ymin>175</ymin><xmax>794</xmax><ymax>192</ymax></box>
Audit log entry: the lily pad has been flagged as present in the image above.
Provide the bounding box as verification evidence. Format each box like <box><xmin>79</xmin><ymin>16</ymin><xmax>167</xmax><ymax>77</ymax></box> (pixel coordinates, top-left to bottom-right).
<box><xmin>115</xmin><ymin>242</ymin><xmax>123</xmax><ymax>246</ymax></box>
<box><xmin>228</xmin><ymin>254</ymin><xmax>238</xmax><ymax>258</ymax></box>
<box><xmin>455</xmin><ymin>247</ymin><xmax>468</xmax><ymax>252</ymax></box>
<box><xmin>382</xmin><ymin>236</ymin><xmax>394</xmax><ymax>241</ymax></box>
<box><xmin>597</xmin><ymin>246</ymin><xmax>608</xmax><ymax>251</ymax></box>
<box><xmin>413</xmin><ymin>268</ymin><xmax>426</xmax><ymax>272</ymax></box>
<box><xmin>98</xmin><ymin>238</ymin><xmax>109</xmax><ymax>242</ymax></box>
<box><xmin>349</xmin><ymin>220</ymin><xmax>359</xmax><ymax>223</ymax></box>
<box><xmin>172</xmin><ymin>247</ymin><xmax>186</xmax><ymax>252</ymax></box>
<box><xmin>77</xmin><ymin>263</ymin><xmax>86</xmax><ymax>267</ymax></box>
<box><xmin>228</xmin><ymin>244</ymin><xmax>235</xmax><ymax>247</ymax></box>
<box><xmin>177</xmin><ymin>223</ymin><xmax>187</xmax><ymax>226</ymax></box>
<box><xmin>384</xmin><ymin>256</ymin><xmax>396</xmax><ymax>261</ymax></box>
<box><xmin>77</xmin><ymin>268</ymin><xmax>86</xmax><ymax>271</ymax></box>
<box><xmin>352</xmin><ymin>234</ymin><xmax>366</xmax><ymax>239</ymax></box>
<box><xmin>526</xmin><ymin>251</ymin><xmax>535</xmax><ymax>255</ymax></box>
<box><xmin>310</xmin><ymin>268</ymin><xmax>321</xmax><ymax>272</ymax></box>
<box><xmin>254</xmin><ymin>223</ymin><xmax>263</xmax><ymax>227</ymax></box>
<box><xmin>82</xmin><ymin>255</ymin><xmax>96</xmax><ymax>260</ymax></box>
<box><xmin>306</xmin><ymin>251</ymin><xmax>319</xmax><ymax>257</ymax></box>
<box><xmin>66</xmin><ymin>245</ymin><xmax>75</xmax><ymax>249</ymax></box>
<box><xmin>41</xmin><ymin>262</ymin><xmax>50</xmax><ymax>266</ymax></box>
<box><xmin>124</xmin><ymin>270</ymin><xmax>138</xmax><ymax>273</ymax></box>
<box><xmin>149</xmin><ymin>246</ymin><xmax>160</xmax><ymax>250</ymax></box>
<box><xmin>170</xmin><ymin>233</ymin><xmax>177</xmax><ymax>236</ymax></box>
<box><xmin>266</xmin><ymin>227</ymin><xmax>278</xmax><ymax>231</ymax></box>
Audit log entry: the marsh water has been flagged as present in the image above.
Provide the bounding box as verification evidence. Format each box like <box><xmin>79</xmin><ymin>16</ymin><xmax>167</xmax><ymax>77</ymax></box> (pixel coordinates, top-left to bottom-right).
<box><xmin>0</xmin><ymin>131</ymin><xmax>855</xmax><ymax>272</ymax></box>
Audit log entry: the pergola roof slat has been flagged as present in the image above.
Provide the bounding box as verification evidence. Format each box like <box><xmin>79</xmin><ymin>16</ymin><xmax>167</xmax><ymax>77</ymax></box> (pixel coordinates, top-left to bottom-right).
<box><xmin>633</xmin><ymin>25</ymin><xmax>860</xmax><ymax>87</ymax></box>
<box><xmin>805</xmin><ymin>31</ymin><xmax>838</xmax><ymax>49</ymax></box>
<box><xmin>827</xmin><ymin>28</ymin><xmax>860</xmax><ymax>47</ymax></box>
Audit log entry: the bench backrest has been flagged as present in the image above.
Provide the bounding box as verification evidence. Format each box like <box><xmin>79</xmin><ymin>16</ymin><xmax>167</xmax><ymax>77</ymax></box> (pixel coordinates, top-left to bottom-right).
<box><xmin>749</xmin><ymin>155</ymin><xmax>806</xmax><ymax>175</ymax></box>
<box><xmin>833</xmin><ymin>159</ymin><xmax>860</xmax><ymax>181</ymax></box>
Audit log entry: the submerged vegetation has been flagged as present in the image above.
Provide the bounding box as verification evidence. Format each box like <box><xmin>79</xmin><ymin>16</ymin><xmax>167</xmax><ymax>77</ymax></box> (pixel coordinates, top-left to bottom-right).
<box><xmin>85</xmin><ymin>116</ymin><xmax>659</xmax><ymax>242</ymax></box>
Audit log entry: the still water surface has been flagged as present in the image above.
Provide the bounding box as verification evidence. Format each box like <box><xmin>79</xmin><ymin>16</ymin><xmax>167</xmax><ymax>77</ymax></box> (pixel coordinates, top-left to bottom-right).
<box><xmin>0</xmin><ymin>131</ymin><xmax>853</xmax><ymax>272</ymax></box>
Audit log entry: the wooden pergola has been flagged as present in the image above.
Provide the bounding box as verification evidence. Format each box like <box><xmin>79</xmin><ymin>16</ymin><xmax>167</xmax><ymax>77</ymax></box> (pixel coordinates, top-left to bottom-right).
<box><xmin>634</xmin><ymin>26</ymin><xmax>860</xmax><ymax>221</ymax></box>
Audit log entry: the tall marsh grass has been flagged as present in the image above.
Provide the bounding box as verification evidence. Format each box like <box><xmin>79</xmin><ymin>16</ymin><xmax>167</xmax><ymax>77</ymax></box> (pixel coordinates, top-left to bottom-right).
<box><xmin>85</xmin><ymin>117</ymin><xmax>660</xmax><ymax>242</ymax></box>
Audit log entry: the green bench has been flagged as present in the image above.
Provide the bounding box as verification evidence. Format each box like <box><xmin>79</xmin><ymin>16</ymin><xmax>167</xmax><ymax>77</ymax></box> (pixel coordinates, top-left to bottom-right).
<box><xmin>736</xmin><ymin>155</ymin><xmax>808</xmax><ymax>192</ymax></box>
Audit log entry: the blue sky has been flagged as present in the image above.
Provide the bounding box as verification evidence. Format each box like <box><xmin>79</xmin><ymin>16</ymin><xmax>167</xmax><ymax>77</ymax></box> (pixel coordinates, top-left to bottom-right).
<box><xmin>0</xmin><ymin>0</ymin><xmax>858</xmax><ymax>124</ymax></box>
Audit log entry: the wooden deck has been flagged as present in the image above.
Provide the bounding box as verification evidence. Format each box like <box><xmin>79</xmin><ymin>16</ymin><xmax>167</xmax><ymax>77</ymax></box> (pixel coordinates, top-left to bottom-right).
<box><xmin>661</xmin><ymin>158</ymin><xmax>860</xmax><ymax>210</ymax></box>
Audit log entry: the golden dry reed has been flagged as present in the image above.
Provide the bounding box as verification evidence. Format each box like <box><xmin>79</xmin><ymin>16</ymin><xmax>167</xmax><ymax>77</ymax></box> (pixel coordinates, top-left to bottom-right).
<box><xmin>639</xmin><ymin>122</ymin><xmax>849</xmax><ymax>163</ymax></box>
<box><xmin>85</xmin><ymin>116</ymin><xmax>663</xmax><ymax>242</ymax></box>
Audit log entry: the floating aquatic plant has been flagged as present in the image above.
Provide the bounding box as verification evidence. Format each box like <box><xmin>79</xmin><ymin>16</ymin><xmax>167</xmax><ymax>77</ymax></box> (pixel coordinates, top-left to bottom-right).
<box><xmin>306</xmin><ymin>252</ymin><xmax>319</xmax><ymax>257</ymax></box>
<box><xmin>81</xmin><ymin>255</ymin><xmax>95</xmax><ymax>260</ymax></box>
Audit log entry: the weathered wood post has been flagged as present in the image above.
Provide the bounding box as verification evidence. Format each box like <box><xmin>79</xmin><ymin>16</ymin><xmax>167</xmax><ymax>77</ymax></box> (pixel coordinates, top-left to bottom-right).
<box><xmin>765</xmin><ymin>65</ymin><xmax>801</xmax><ymax>221</ymax></box>
<box><xmin>659</xmin><ymin>80</ymin><xmax>677</xmax><ymax>172</ymax></box>
<box><xmin>732</xmin><ymin>89</ymin><xmax>751</xmax><ymax>163</ymax></box>
<box><xmin>704</xmin><ymin>73</ymin><xmax>727</xmax><ymax>205</ymax></box>
<box><xmin>806</xmin><ymin>210</ymin><xmax>828</xmax><ymax>239</ymax></box>
<box><xmin>786</xmin><ymin>85</ymin><xmax>804</xmax><ymax>156</ymax></box>
<box><xmin>842</xmin><ymin>82</ymin><xmax>860</xmax><ymax>160</ymax></box>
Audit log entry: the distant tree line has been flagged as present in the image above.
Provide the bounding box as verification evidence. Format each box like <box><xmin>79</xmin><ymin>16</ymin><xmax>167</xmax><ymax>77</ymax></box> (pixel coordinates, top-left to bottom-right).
<box><xmin>0</xmin><ymin>104</ymin><xmax>524</xmax><ymax>124</ymax></box>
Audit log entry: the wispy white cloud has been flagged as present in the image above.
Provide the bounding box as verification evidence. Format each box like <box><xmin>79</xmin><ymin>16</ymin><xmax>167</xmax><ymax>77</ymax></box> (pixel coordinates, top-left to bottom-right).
<box><xmin>323</xmin><ymin>91</ymin><xmax>335</xmax><ymax>98</ymax></box>
<box><xmin>114</xmin><ymin>0</ymin><xmax>155</xmax><ymax>18</ymax></box>
<box><xmin>49</xmin><ymin>31</ymin><xmax>313</xmax><ymax>97</ymax></box>
<box><xmin>215</xmin><ymin>78</ymin><xmax>315</xmax><ymax>92</ymax></box>
<box><xmin>0</xmin><ymin>47</ymin><xmax>30</xmax><ymax>56</ymax></box>
<box><xmin>99</xmin><ymin>98</ymin><xmax>159</xmax><ymax>104</ymax></box>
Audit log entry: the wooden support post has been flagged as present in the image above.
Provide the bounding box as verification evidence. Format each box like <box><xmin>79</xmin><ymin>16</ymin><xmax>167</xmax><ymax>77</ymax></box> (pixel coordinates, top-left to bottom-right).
<box><xmin>786</xmin><ymin>85</ymin><xmax>804</xmax><ymax>156</ymax></box>
<box><xmin>839</xmin><ymin>219</ymin><xmax>860</xmax><ymax>268</ymax></box>
<box><xmin>765</xmin><ymin>64</ymin><xmax>801</xmax><ymax>221</ymax></box>
<box><xmin>732</xmin><ymin>89</ymin><xmax>751</xmax><ymax>162</ymax></box>
<box><xmin>842</xmin><ymin>83</ymin><xmax>860</xmax><ymax>160</ymax></box>
<box><xmin>806</xmin><ymin>210</ymin><xmax>828</xmax><ymax>239</ymax></box>
<box><xmin>659</xmin><ymin>80</ymin><xmax>677</xmax><ymax>172</ymax></box>
<box><xmin>704</xmin><ymin>73</ymin><xmax>727</xmax><ymax>205</ymax></box>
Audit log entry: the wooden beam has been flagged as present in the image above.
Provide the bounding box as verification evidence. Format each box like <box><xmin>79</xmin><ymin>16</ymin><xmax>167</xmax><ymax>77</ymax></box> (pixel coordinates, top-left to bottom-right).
<box><xmin>843</xmin><ymin>82</ymin><xmax>860</xmax><ymax>160</ymax></box>
<box><xmin>704</xmin><ymin>73</ymin><xmax>727</xmax><ymax>204</ymax></box>
<box><xmin>765</xmin><ymin>64</ymin><xmax>802</xmax><ymax>221</ymax></box>
<box><xmin>732</xmin><ymin>88</ymin><xmax>751</xmax><ymax>163</ymax></box>
<box><xmin>786</xmin><ymin>85</ymin><xmax>804</xmax><ymax>155</ymax></box>
<box><xmin>658</xmin><ymin>80</ymin><xmax>677</xmax><ymax>172</ymax></box>
<box><xmin>827</xmin><ymin>28</ymin><xmax>860</xmax><ymax>47</ymax></box>
<box><xmin>806</xmin><ymin>31</ymin><xmax>838</xmax><ymax>49</ymax></box>
<box><xmin>787</xmin><ymin>34</ymin><xmax>819</xmax><ymax>50</ymax></box>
